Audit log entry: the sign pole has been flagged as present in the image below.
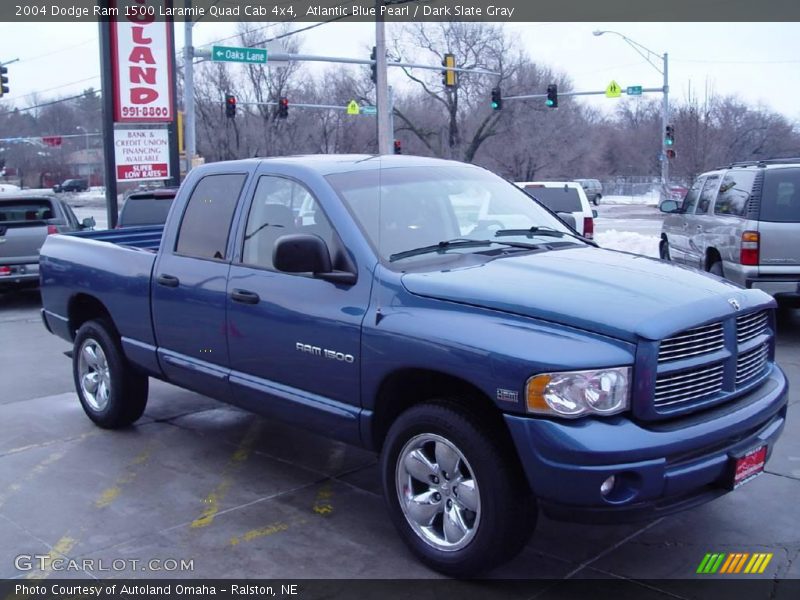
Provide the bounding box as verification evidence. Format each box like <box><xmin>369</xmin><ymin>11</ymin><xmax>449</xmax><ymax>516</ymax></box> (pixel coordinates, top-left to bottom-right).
<box><xmin>165</xmin><ymin>6</ymin><xmax>180</xmax><ymax>186</ymax></box>
<box><xmin>98</xmin><ymin>9</ymin><xmax>118</xmax><ymax>229</ymax></box>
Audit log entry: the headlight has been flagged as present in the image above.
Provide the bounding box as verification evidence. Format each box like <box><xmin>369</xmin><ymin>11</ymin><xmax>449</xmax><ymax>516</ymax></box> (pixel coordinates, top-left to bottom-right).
<box><xmin>526</xmin><ymin>367</ymin><xmax>631</xmax><ymax>418</ymax></box>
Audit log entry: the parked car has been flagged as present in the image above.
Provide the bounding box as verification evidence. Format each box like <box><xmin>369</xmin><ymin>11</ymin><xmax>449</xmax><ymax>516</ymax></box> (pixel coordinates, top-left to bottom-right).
<box><xmin>660</xmin><ymin>158</ymin><xmax>800</xmax><ymax>306</ymax></box>
<box><xmin>53</xmin><ymin>179</ymin><xmax>89</xmax><ymax>193</ymax></box>
<box><xmin>117</xmin><ymin>187</ymin><xmax>178</xmax><ymax>228</ymax></box>
<box><xmin>0</xmin><ymin>195</ymin><xmax>94</xmax><ymax>290</ymax></box>
<box><xmin>516</xmin><ymin>181</ymin><xmax>595</xmax><ymax>238</ymax></box>
<box><xmin>40</xmin><ymin>156</ymin><xmax>786</xmax><ymax>575</ymax></box>
<box><xmin>575</xmin><ymin>178</ymin><xmax>603</xmax><ymax>205</ymax></box>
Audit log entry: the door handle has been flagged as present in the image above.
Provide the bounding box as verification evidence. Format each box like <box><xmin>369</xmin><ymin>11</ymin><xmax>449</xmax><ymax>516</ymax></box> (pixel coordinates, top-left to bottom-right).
<box><xmin>156</xmin><ymin>274</ymin><xmax>180</xmax><ymax>288</ymax></box>
<box><xmin>231</xmin><ymin>289</ymin><xmax>260</xmax><ymax>305</ymax></box>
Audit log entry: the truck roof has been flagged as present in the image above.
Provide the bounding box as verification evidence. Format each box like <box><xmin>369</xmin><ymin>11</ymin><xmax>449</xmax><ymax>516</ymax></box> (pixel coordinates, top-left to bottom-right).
<box><xmin>194</xmin><ymin>154</ymin><xmax>471</xmax><ymax>177</ymax></box>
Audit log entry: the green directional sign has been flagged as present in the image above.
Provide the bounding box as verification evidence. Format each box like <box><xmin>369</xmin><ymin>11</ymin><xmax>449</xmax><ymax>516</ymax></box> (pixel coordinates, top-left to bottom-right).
<box><xmin>212</xmin><ymin>45</ymin><xmax>267</xmax><ymax>64</ymax></box>
<box><xmin>626</xmin><ymin>86</ymin><xmax>643</xmax><ymax>96</ymax></box>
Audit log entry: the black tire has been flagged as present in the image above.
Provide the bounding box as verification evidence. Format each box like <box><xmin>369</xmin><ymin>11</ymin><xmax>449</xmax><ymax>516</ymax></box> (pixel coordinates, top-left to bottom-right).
<box><xmin>592</xmin><ymin>196</ymin><xmax>600</xmax><ymax>206</ymax></box>
<box><xmin>381</xmin><ymin>401</ymin><xmax>535</xmax><ymax>576</ymax></box>
<box><xmin>73</xmin><ymin>319</ymin><xmax>148</xmax><ymax>429</ymax></box>
<box><xmin>709</xmin><ymin>260</ymin><xmax>724</xmax><ymax>277</ymax></box>
<box><xmin>660</xmin><ymin>238</ymin><xmax>671</xmax><ymax>261</ymax></box>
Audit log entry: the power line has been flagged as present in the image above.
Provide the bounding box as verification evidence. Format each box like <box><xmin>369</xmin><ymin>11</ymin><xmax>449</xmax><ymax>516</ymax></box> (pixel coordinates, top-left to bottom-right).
<box><xmin>13</xmin><ymin>75</ymin><xmax>101</xmax><ymax>103</ymax></box>
<box><xmin>673</xmin><ymin>58</ymin><xmax>800</xmax><ymax>65</ymax></box>
<box><xmin>2</xmin><ymin>91</ymin><xmax>100</xmax><ymax>114</ymax></box>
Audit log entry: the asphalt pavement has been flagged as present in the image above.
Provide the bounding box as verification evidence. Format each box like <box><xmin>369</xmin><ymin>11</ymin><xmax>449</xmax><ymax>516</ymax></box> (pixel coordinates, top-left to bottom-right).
<box><xmin>0</xmin><ymin>205</ymin><xmax>798</xmax><ymax>594</ymax></box>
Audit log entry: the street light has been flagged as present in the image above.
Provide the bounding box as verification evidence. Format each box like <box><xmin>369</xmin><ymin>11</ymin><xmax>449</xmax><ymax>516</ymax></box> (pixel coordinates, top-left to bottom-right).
<box><xmin>593</xmin><ymin>30</ymin><xmax>670</xmax><ymax>187</ymax></box>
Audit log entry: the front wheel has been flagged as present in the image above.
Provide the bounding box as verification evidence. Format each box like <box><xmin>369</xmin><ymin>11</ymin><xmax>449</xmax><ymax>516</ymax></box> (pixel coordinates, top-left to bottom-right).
<box><xmin>73</xmin><ymin>319</ymin><xmax>149</xmax><ymax>429</ymax></box>
<box><xmin>381</xmin><ymin>402</ymin><xmax>535</xmax><ymax>576</ymax></box>
<box><xmin>660</xmin><ymin>238</ymin><xmax>671</xmax><ymax>261</ymax></box>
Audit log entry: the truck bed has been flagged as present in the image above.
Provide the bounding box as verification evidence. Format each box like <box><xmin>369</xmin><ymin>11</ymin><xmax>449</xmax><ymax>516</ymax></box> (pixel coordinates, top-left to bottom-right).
<box><xmin>39</xmin><ymin>226</ymin><xmax>165</xmax><ymax>357</ymax></box>
<box><xmin>69</xmin><ymin>225</ymin><xmax>164</xmax><ymax>252</ymax></box>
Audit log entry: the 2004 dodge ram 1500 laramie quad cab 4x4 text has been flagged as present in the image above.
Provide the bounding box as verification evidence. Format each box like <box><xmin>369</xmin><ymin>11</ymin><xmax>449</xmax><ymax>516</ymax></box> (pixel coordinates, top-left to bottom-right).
<box><xmin>39</xmin><ymin>155</ymin><xmax>788</xmax><ymax>575</ymax></box>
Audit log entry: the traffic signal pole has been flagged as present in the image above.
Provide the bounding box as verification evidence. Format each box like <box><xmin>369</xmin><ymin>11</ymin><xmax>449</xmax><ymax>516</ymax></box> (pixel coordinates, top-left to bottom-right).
<box><xmin>661</xmin><ymin>52</ymin><xmax>670</xmax><ymax>187</ymax></box>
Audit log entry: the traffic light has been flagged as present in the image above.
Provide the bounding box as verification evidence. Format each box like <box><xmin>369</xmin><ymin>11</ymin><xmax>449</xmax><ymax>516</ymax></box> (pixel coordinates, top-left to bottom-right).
<box><xmin>278</xmin><ymin>97</ymin><xmax>289</xmax><ymax>119</ymax></box>
<box><xmin>546</xmin><ymin>84</ymin><xmax>558</xmax><ymax>108</ymax></box>
<box><xmin>665</xmin><ymin>125</ymin><xmax>675</xmax><ymax>146</ymax></box>
<box><xmin>666</xmin><ymin>149</ymin><xmax>677</xmax><ymax>159</ymax></box>
<box><xmin>370</xmin><ymin>46</ymin><xmax>377</xmax><ymax>84</ymax></box>
<box><xmin>0</xmin><ymin>66</ymin><xmax>8</xmax><ymax>98</ymax></box>
<box><xmin>393</xmin><ymin>140</ymin><xmax>402</xmax><ymax>155</ymax></box>
<box><xmin>225</xmin><ymin>93</ymin><xmax>236</xmax><ymax>119</ymax></box>
<box><xmin>491</xmin><ymin>87</ymin><xmax>502</xmax><ymax>111</ymax></box>
<box><xmin>441</xmin><ymin>53</ymin><xmax>457</xmax><ymax>89</ymax></box>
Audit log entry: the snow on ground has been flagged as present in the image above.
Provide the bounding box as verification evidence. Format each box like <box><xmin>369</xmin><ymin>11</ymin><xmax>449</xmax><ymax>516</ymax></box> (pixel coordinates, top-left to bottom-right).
<box><xmin>602</xmin><ymin>191</ymin><xmax>660</xmax><ymax>206</ymax></box>
<box><xmin>0</xmin><ymin>183</ymin><xmax>21</xmax><ymax>193</ymax></box>
<box><xmin>595</xmin><ymin>229</ymin><xmax>660</xmax><ymax>258</ymax></box>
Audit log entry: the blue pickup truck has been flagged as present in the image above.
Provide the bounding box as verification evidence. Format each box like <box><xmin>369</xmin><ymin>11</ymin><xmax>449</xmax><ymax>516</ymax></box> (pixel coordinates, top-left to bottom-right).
<box><xmin>40</xmin><ymin>155</ymin><xmax>787</xmax><ymax>575</ymax></box>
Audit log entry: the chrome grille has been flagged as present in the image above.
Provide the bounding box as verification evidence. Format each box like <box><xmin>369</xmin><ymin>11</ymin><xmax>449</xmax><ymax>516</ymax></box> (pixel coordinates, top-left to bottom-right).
<box><xmin>737</xmin><ymin>311</ymin><xmax>769</xmax><ymax>344</ymax></box>
<box><xmin>736</xmin><ymin>343</ymin><xmax>769</xmax><ymax>386</ymax></box>
<box><xmin>658</xmin><ymin>322</ymin><xmax>724</xmax><ymax>363</ymax></box>
<box><xmin>654</xmin><ymin>363</ymin><xmax>724</xmax><ymax>409</ymax></box>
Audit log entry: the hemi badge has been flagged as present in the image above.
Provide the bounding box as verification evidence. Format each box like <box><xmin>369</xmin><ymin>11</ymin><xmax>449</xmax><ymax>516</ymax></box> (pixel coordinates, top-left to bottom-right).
<box><xmin>496</xmin><ymin>389</ymin><xmax>518</xmax><ymax>403</ymax></box>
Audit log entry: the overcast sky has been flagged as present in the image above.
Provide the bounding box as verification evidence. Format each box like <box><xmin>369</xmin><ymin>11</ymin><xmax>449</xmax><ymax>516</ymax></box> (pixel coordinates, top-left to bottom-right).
<box><xmin>4</xmin><ymin>21</ymin><xmax>800</xmax><ymax>125</ymax></box>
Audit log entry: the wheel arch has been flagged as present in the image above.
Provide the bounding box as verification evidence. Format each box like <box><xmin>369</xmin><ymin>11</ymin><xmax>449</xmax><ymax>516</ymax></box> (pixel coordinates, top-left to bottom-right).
<box><xmin>68</xmin><ymin>294</ymin><xmax>117</xmax><ymax>340</ymax></box>
<box><xmin>369</xmin><ymin>368</ymin><xmax>512</xmax><ymax>454</ymax></box>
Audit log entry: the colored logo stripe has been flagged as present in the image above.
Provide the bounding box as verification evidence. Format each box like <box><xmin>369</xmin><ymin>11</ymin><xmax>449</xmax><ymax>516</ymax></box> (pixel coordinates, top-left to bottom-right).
<box><xmin>697</xmin><ymin>553</ymin><xmax>773</xmax><ymax>574</ymax></box>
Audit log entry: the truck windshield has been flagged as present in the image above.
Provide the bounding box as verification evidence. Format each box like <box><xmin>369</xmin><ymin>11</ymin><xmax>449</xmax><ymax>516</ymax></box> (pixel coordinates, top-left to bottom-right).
<box><xmin>327</xmin><ymin>166</ymin><xmax>578</xmax><ymax>262</ymax></box>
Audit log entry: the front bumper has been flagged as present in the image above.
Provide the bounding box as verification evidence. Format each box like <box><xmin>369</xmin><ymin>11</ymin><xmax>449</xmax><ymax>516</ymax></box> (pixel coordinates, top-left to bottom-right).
<box><xmin>504</xmin><ymin>366</ymin><xmax>788</xmax><ymax>523</ymax></box>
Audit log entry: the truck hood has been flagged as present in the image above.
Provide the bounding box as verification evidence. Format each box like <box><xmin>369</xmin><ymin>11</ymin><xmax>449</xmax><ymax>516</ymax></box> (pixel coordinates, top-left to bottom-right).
<box><xmin>400</xmin><ymin>247</ymin><xmax>774</xmax><ymax>342</ymax></box>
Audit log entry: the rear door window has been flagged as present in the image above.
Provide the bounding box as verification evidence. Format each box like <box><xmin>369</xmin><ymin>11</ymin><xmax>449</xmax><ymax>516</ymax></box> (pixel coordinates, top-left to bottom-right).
<box><xmin>714</xmin><ymin>170</ymin><xmax>755</xmax><ymax>217</ymax></box>
<box><xmin>696</xmin><ymin>175</ymin><xmax>720</xmax><ymax>214</ymax></box>
<box><xmin>760</xmin><ymin>168</ymin><xmax>800</xmax><ymax>223</ymax></box>
<box><xmin>524</xmin><ymin>187</ymin><xmax>582</xmax><ymax>212</ymax></box>
<box><xmin>175</xmin><ymin>174</ymin><xmax>246</xmax><ymax>260</ymax></box>
<box><xmin>682</xmin><ymin>178</ymin><xmax>705</xmax><ymax>213</ymax></box>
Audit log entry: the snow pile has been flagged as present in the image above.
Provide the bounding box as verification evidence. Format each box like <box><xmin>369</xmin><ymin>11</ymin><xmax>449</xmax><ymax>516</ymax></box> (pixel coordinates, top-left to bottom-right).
<box><xmin>602</xmin><ymin>191</ymin><xmax>660</xmax><ymax>206</ymax></box>
<box><xmin>595</xmin><ymin>229</ymin><xmax>660</xmax><ymax>258</ymax></box>
<box><xmin>0</xmin><ymin>183</ymin><xmax>21</xmax><ymax>193</ymax></box>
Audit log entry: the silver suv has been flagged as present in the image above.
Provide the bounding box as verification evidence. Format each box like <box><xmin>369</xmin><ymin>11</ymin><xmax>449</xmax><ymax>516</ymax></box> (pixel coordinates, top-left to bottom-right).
<box><xmin>660</xmin><ymin>158</ymin><xmax>800</xmax><ymax>305</ymax></box>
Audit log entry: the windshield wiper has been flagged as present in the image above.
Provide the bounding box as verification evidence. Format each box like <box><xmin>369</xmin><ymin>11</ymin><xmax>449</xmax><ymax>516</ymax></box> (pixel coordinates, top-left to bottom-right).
<box><xmin>389</xmin><ymin>238</ymin><xmax>539</xmax><ymax>262</ymax></box>
<box><xmin>493</xmin><ymin>226</ymin><xmax>593</xmax><ymax>245</ymax></box>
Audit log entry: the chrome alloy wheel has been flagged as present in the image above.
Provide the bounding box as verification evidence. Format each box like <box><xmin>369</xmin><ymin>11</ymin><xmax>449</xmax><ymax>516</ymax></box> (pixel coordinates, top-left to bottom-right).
<box><xmin>78</xmin><ymin>339</ymin><xmax>111</xmax><ymax>411</ymax></box>
<box><xmin>395</xmin><ymin>433</ymin><xmax>481</xmax><ymax>551</ymax></box>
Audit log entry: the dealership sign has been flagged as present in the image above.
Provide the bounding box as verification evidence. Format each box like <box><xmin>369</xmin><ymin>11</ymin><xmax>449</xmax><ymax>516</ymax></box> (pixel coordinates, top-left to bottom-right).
<box><xmin>110</xmin><ymin>0</ymin><xmax>174</xmax><ymax>122</ymax></box>
<box><xmin>114</xmin><ymin>128</ymin><xmax>170</xmax><ymax>181</ymax></box>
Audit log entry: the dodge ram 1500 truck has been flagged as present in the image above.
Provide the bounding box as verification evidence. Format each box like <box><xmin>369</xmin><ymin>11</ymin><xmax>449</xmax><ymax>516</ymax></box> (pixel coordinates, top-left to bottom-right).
<box><xmin>40</xmin><ymin>155</ymin><xmax>788</xmax><ymax>575</ymax></box>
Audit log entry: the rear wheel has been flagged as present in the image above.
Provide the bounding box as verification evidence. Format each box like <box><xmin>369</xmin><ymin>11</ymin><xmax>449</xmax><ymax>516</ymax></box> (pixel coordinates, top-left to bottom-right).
<box><xmin>709</xmin><ymin>260</ymin><xmax>724</xmax><ymax>277</ymax></box>
<box><xmin>659</xmin><ymin>238</ymin><xmax>671</xmax><ymax>261</ymax></box>
<box><xmin>73</xmin><ymin>319</ymin><xmax>148</xmax><ymax>428</ymax></box>
<box><xmin>381</xmin><ymin>401</ymin><xmax>535</xmax><ymax>576</ymax></box>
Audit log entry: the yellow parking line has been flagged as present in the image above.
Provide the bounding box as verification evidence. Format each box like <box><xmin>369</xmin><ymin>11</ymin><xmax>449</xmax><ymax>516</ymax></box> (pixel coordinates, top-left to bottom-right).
<box><xmin>0</xmin><ymin>449</ymin><xmax>68</xmax><ymax>510</ymax></box>
<box><xmin>24</xmin><ymin>535</ymin><xmax>77</xmax><ymax>580</ymax></box>
<box><xmin>229</xmin><ymin>521</ymin><xmax>295</xmax><ymax>546</ymax></box>
<box><xmin>94</xmin><ymin>444</ymin><xmax>154</xmax><ymax>509</ymax></box>
<box><xmin>191</xmin><ymin>421</ymin><xmax>262</xmax><ymax>529</ymax></box>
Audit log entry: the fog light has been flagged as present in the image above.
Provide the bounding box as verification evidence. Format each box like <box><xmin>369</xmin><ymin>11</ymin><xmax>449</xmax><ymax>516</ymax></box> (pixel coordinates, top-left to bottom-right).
<box><xmin>600</xmin><ymin>475</ymin><xmax>616</xmax><ymax>497</ymax></box>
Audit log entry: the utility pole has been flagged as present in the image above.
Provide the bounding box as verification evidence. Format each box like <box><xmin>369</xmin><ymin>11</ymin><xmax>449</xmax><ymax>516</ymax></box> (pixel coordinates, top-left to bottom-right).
<box><xmin>183</xmin><ymin>0</ymin><xmax>195</xmax><ymax>176</ymax></box>
<box><xmin>374</xmin><ymin>0</ymin><xmax>392</xmax><ymax>155</ymax></box>
<box><xmin>593</xmin><ymin>31</ymin><xmax>670</xmax><ymax>188</ymax></box>
<box><xmin>661</xmin><ymin>52</ymin><xmax>669</xmax><ymax>188</ymax></box>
